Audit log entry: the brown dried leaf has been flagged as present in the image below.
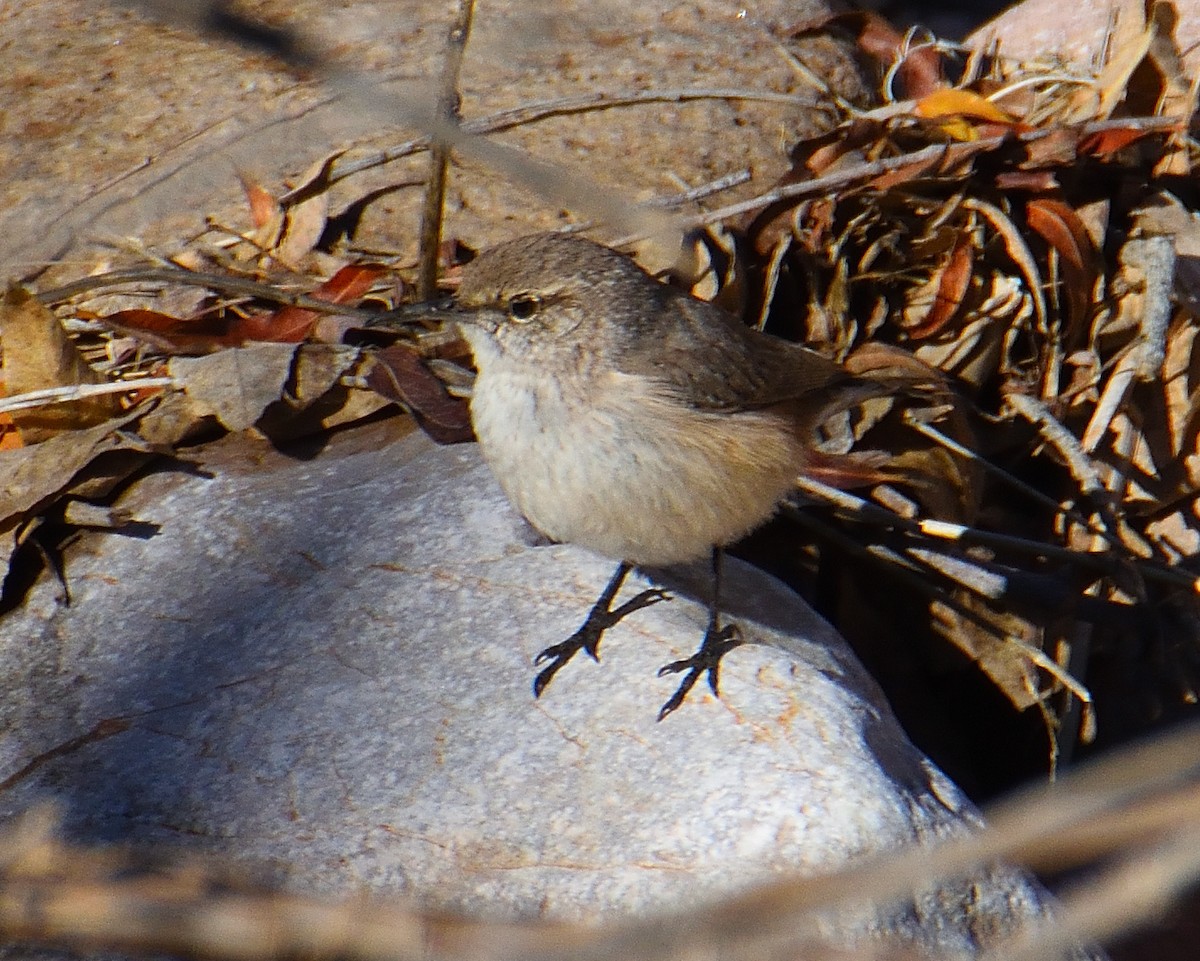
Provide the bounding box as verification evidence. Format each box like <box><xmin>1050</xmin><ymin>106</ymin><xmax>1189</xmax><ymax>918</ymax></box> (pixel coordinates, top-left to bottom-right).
<box><xmin>367</xmin><ymin>345</ymin><xmax>472</xmax><ymax>444</ymax></box>
<box><xmin>838</xmin><ymin>11</ymin><xmax>944</xmax><ymax>99</ymax></box>
<box><xmin>271</xmin><ymin>151</ymin><xmax>346</xmax><ymax>266</ymax></box>
<box><xmin>1145</xmin><ymin>2</ymin><xmax>1196</xmax><ymax>176</ymax></box>
<box><xmin>166</xmin><ymin>343</ymin><xmax>297</xmax><ymax>433</ymax></box>
<box><xmin>274</xmin><ymin>191</ymin><xmax>328</xmax><ymax>268</ymax></box>
<box><xmin>0</xmin><ymin>409</ymin><xmax>153</xmax><ymax>583</ymax></box>
<box><xmin>1069</xmin><ymin>3</ymin><xmax>1153</xmax><ymax>122</ymax></box>
<box><xmin>255</xmin><ymin>346</ymin><xmax>390</xmax><ymax>441</ymax></box>
<box><xmin>0</xmin><ymin>287</ymin><xmax>121</xmax><ymax>443</ymax></box>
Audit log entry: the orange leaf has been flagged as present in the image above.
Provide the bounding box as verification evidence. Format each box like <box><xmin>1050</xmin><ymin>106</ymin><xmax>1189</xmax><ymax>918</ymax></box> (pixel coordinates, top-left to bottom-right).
<box><xmin>1025</xmin><ymin>198</ymin><xmax>1093</xmax><ymax>272</ymax></box>
<box><xmin>239</xmin><ymin>174</ymin><xmax>280</xmax><ymax>232</ymax></box>
<box><xmin>1077</xmin><ymin>125</ymin><xmax>1156</xmax><ymax>158</ymax></box>
<box><xmin>0</xmin><ymin>418</ymin><xmax>23</xmax><ymax>450</ymax></box>
<box><xmin>914</xmin><ymin>89</ymin><xmax>1016</xmax><ymax>125</ymax></box>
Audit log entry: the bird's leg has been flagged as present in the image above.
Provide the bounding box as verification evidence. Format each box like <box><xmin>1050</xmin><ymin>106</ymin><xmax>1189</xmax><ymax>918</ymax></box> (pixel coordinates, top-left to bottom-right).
<box><xmin>656</xmin><ymin>548</ymin><xmax>742</xmax><ymax>720</ymax></box>
<box><xmin>533</xmin><ymin>561</ymin><xmax>670</xmax><ymax>697</ymax></box>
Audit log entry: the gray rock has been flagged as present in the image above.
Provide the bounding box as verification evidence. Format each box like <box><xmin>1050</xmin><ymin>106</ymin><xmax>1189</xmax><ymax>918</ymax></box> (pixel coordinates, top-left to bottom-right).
<box><xmin>0</xmin><ymin>423</ymin><xmax>1071</xmax><ymax>955</ymax></box>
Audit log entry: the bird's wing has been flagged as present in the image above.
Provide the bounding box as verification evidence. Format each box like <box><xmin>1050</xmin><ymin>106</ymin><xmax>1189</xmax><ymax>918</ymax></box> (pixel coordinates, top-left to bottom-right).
<box><xmin>616</xmin><ymin>291</ymin><xmax>851</xmax><ymax>412</ymax></box>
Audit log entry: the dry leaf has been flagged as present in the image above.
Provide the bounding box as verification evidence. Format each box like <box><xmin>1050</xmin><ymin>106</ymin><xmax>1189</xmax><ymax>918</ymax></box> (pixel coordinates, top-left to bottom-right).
<box><xmin>247</xmin><ymin>263</ymin><xmax>388</xmax><ymax>343</ymax></box>
<box><xmin>0</xmin><ymin>286</ymin><xmax>121</xmax><ymax>443</ymax></box>
<box><xmin>366</xmin><ymin>345</ymin><xmax>472</xmax><ymax>444</ymax></box>
<box><xmin>0</xmin><ymin>409</ymin><xmax>154</xmax><ymax>586</ymax></box>
<box><xmin>166</xmin><ymin>343</ymin><xmax>297</xmax><ymax>433</ymax></box>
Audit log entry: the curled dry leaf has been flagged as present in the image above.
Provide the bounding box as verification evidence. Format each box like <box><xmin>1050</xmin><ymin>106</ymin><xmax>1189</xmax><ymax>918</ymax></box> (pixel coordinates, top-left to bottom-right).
<box><xmin>0</xmin><ymin>408</ymin><xmax>157</xmax><ymax>591</ymax></box>
<box><xmin>1024</xmin><ymin>197</ymin><xmax>1101</xmax><ymax>340</ymax></box>
<box><xmin>900</xmin><ymin>236</ymin><xmax>974</xmax><ymax>339</ymax></box>
<box><xmin>366</xmin><ymin>345</ymin><xmax>472</xmax><ymax>445</ymax></box>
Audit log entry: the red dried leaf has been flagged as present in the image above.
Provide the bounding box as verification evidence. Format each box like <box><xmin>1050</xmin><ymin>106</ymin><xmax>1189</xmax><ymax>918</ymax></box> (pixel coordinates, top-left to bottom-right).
<box><xmin>905</xmin><ymin>237</ymin><xmax>974</xmax><ymax>340</ymax></box>
<box><xmin>104</xmin><ymin>309</ymin><xmax>240</xmax><ymax>354</ymax></box>
<box><xmin>1025</xmin><ymin>198</ymin><xmax>1100</xmax><ymax>333</ymax></box>
<box><xmin>1026</xmin><ymin>199</ymin><xmax>1091</xmax><ymax>272</ymax></box>
<box><xmin>234</xmin><ymin>264</ymin><xmax>391</xmax><ymax>345</ymax></box>
<box><xmin>106</xmin><ymin>265</ymin><xmax>390</xmax><ymax>352</ymax></box>
<box><xmin>239</xmin><ymin>175</ymin><xmax>279</xmax><ymax>231</ymax></box>
<box><xmin>1077</xmin><ymin>125</ymin><xmax>1157</xmax><ymax>158</ymax></box>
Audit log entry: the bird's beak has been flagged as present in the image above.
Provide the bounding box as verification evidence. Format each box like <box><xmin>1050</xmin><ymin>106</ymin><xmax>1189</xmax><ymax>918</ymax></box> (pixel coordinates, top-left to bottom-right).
<box><xmin>364</xmin><ymin>296</ymin><xmax>465</xmax><ymax>332</ymax></box>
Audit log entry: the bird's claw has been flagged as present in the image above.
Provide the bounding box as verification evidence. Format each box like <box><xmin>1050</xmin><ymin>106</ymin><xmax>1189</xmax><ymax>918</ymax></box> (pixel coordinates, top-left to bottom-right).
<box><xmin>656</xmin><ymin>623</ymin><xmax>742</xmax><ymax>720</ymax></box>
<box><xmin>533</xmin><ymin>586</ymin><xmax>671</xmax><ymax>697</ymax></box>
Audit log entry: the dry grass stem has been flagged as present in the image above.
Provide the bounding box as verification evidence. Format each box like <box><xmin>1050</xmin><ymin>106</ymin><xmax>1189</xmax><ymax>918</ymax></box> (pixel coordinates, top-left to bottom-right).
<box><xmin>0</xmin><ymin>379</ymin><xmax>176</xmax><ymax>415</ymax></box>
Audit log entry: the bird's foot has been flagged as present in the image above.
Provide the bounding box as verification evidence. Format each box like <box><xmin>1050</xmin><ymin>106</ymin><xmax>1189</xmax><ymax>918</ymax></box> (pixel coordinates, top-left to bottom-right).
<box><xmin>533</xmin><ymin>587</ymin><xmax>670</xmax><ymax>697</ymax></box>
<box><xmin>656</xmin><ymin>622</ymin><xmax>742</xmax><ymax>720</ymax></box>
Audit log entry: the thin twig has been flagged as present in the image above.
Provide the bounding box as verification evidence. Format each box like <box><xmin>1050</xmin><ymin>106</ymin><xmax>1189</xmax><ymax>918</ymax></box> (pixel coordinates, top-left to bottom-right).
<box><xmin>679</xmin><ymin>115</ymin><xmax>1182</xmax><ymax>231</ymax></box>
<box><xmin>33</xmin><ymin>267</ymin><xmax>381</xmax><ymax>322</ymax></box>
<box><xmin>0</xmin><ymin>380</ymin><xmax>176</xmax><ymax>415</ymax></box>
<box><xmin>793</xmin><ymin>474</ymin><xmax>1200</xmax><ymax>594</ymax></box>
<box><xmin>417</xmin><ymin>0</ymin><xmax>475</xmax><ymax>300</ymax></box>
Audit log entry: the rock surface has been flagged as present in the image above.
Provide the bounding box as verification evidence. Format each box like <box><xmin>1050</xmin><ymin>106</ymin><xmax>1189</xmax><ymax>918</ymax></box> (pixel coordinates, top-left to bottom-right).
<box><xmin>0</xmin><ymin>420</ymin><xmax>1074</xmax><ymax>955</ymax></box>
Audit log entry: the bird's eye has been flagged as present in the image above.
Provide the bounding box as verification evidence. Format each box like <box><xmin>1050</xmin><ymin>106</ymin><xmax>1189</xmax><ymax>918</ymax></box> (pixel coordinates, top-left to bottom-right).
<box><xmin>507</xmin><ymin>294</ymin><xmax>541</xmax><ymax>322</ymax></box>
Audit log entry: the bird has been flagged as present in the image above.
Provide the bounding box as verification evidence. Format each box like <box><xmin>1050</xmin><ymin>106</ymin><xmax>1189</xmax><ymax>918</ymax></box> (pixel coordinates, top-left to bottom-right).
<box><xmin>375</xmin><ymin>232</ymin><xmax>898</xmax><ymax>718</ymax></box>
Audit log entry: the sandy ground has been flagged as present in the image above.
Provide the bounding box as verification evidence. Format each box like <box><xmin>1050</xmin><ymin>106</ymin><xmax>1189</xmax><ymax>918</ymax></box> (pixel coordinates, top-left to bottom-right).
<box><xmin>0</xmin><ymin>0</ymin><xmax>869</xmax><ymax>280</ymax></box>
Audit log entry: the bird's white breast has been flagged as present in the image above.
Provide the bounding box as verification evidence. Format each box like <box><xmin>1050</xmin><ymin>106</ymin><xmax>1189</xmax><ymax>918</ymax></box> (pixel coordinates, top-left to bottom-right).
<box><xmin>468</xmin><ymin>356</ymin><xmax>803</xmax><ymax>567</ymax></box>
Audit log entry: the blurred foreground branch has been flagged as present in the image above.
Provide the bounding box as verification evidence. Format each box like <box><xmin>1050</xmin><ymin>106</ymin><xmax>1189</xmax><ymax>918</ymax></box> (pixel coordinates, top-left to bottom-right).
<box><xmin>2</xmin><ymin>722</ymin><xmax>1199</xmax><ymax>961</ymax></box>
<box><xmin>116</xmin><ymin>0</ymin><xmax>685</xmax><ymax>255</ymax></box>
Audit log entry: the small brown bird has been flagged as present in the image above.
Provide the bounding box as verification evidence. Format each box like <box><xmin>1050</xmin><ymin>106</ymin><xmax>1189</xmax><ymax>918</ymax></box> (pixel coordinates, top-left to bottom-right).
<box><xmin>381</xmin><ymin>233</ymin><xmax>891</xmax><ymax>718</ymax></box>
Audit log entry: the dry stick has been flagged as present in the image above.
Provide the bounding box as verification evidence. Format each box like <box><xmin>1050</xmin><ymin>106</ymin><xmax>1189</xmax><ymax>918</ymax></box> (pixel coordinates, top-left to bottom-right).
<box><xmin>791</xmin><ymin>474</ymin><xmax>1198</xmax><ymax>592</ymax></box>
<box><xmin>417</xmin><ymin>0</ymin><xmax>475</xmax><ymax>301</ymax></box>
<box><xmin>682</xmin><ymin>115</ymin><xmax>1184</xmax><ymax>231</ymax></box>
<box><xmin>31</xmin><ymin>174</ymin><xmax>750</xmax><ymax>312</ymax></box>
<box><xmin>0</xmin><ymin>380</ymin><xmax>176</xmax><ymax>415</ymax></box>
<box><xmin>905</xmin><ymin>414</ymin><xmax>1111</xmax><ymax>538</ymax></box>
<box><xmin>785</xmin><ymin>496</ymin><xmax>1099</xmax><ymax>747</ymax></box>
